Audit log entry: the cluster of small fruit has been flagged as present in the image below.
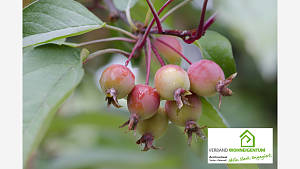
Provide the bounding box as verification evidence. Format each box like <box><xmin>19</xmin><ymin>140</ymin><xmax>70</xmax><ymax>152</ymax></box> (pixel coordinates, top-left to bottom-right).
<box><xmin>99</xmin><ymin>36</ymin><xmax>236</xmax><ymax>151</ymax></box>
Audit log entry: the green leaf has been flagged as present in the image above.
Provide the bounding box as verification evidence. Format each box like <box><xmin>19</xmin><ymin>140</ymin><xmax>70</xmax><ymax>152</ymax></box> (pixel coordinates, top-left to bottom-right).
<box><xmin>23</xmin><ymin>0</ymin><xmax>105</xmax><ymax>47</ymax></box>
<box><xmin>198</xmin><ymin>98</ymin><xmax>259</xmax><ymax>169</ymax></box>
<box><xmin>199</xmin><ymin>97</ymin><xmax>228</xmax><ymax>128</ymax></box>
<box><xmin>23</xmin><ymin>44</ymin><xmax>84</xmax><ymax>164</ymax></box>
<box><xmin>194</xmin><ymin>30</ymin><xmax>236</xmax><ymax>77</ymax></box>
<box><xmin>113</xmin><ymin>0</ymin><xmax>138</xmax><ymax>11</ymax></box>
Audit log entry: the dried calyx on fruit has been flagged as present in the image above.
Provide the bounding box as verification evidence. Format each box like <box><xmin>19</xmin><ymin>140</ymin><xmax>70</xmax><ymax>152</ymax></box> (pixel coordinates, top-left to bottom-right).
<box><xmin>99</xmin><ymin>64</ymin><xmax>135</xmax><ymax>108</ymax></box>
<box><xmin>120</xmin><ymin>84</ymin><xmax>160</xmax><ymax>131</ymax></box>
<box><xmin>187</xmin><ymin>59</ymin><xmax>237</xmax><ymax>108</ymax></box>
<box><xmin>154</xmin><ymin>65</ymin><xmax>191</xmax><ymax>109</ymax></box>
<box><xmin>165</xmin><ymin>93</ymin><xmax>206</xmax><ymax>145</ymax></box>
<box><xmin>136</xmin><ymin>108</ymin><xmax>168</xmax><ymax>151</ymax></box>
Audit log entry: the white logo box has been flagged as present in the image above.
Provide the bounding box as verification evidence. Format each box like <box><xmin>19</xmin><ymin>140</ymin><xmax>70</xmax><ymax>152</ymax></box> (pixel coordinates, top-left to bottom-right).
<box><xmin>208</xmin><ymin>128</ymin><xmax>273</xmax><ymax>164</ymax></box>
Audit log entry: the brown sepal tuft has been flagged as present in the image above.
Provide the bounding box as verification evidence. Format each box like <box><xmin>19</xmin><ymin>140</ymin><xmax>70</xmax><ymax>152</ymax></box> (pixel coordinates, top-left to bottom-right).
<box><xmin>136</xmin><ymin>133</ymin><xmax>161</xmax><ymax>151</ymax></box>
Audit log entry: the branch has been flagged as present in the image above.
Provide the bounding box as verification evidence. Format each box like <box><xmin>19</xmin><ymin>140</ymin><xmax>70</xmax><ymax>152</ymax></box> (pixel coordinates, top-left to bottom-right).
<box><xmin>76</xmin><ymin>37</ymin><xmax>136</xmax><ymax>47</ymax></box>
<box><xmin>203</xmin><ymin>12</ymin><xmax>217</xmax><ymax>32</ymax></box>
<box><xmin>155</xmin><ymin>38</ymin><xmax>192</xmax><ymax>65</ymax></box>
<box><xmin>148</xmin><ymin>13</ymin><xmax>216</xmax><ymax>44</ymax></box>
<box><xmin>146</xmin><ymin>0</ymin><xmax>163</xmax><ymax>33</ymax></box>
<box><xmin>196</xmin><ymin>0</ymin><xmax>208</xmax><ymax>37</ymax></box>
<box><xmin>125</xmin><ymin>35</ymin><xmax>143</xmax><ymax>66</ymax></box>
<box><xmin>139</xmin><ymin>0</ymin><xmax>174</xmax><ymax>48</ymax></box>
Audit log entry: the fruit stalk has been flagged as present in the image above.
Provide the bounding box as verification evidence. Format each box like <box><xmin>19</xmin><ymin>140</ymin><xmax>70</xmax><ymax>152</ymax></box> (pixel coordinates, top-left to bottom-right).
<box><xmin>139</xmin><ymin>0</ymin><xmax>174</xmax><ymax>48</ymax></box>
<box><xmin>125</xmin><ymin>35</ymin><xmax>143</xmax><ymax>66</ymax></box>
<box><xmin>196</xmin><ymin>0</ymin><xmax>208</xmax><ymax>37</ymax></box>
<box><xmin>151</xmin><ymin>43</ymin><xmax>166</xmax><ymax>66</ymax></box>
<box><xmin>145</xmin><ymin>38</ymin><xmax>152</xmax><ymax>85</ymax></box>
<box><xmin>145</xmin><ymin>0</ymin><xmax>163</xmax><ymax>33</ymax></box>
<box><xmin>155</xmin><ymin>38</ymin><xmax>192</xmax><ymax>65</ymax></box>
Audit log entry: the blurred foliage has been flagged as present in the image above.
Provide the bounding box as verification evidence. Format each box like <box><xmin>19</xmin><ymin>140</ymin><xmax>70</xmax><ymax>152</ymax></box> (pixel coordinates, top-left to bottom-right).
<box><xmin>25</xmin><ymin>0</ymin><xmax>277</xmax><ymax>169</ymax></box>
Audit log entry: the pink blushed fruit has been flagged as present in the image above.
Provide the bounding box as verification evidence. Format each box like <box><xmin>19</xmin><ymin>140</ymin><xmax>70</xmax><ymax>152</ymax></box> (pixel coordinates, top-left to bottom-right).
<box><xmin>99</xmin><ymin>64</ymin><xmax>135</xmax><ymax>108</ymax></box>
<box><xmin>120</xmin><ymin>84</ymin><xmax>160</xmax><ymax>131</ymax></box>
<box><xmin>188</xmin><ymin>59</ymin><xmax>225</xmax><ymax>96</ymax></box>
<box><xmin>188</xmin><ymin>59</ymin><xmax>237</xmax><ymax>108</ymax></box>
<box><xmin>152</xmin><ymin>35</ymin><xmax>182</xmax><ymax>65</ymax></box>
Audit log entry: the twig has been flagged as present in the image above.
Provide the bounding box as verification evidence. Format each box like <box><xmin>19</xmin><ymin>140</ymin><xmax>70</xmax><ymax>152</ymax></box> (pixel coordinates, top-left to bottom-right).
<box><xmin>203</xmin><ymin>12</ymin><xmax>217</xmax><ymax>32</ymax></box>
<box><xmin>76</xmin><ymin>37</ymin><xmax>136</xmax><ymax>47</ymax></box>
<box><xmin>139</xmin><ymin>0</ymin><xmax>174</xmax><ymax>48</ymax></box>
<box><xmin>104</xmin><ymin>25</ymin><xmax>138</xmax><ymax>39</ymax></box>
<box><xmin>151</xmin><ymin>42</ymin><xmax>165</xmax><ymax>66</ymax></box>
<box><xmin>196</xmin><ymin>0</ymin><xmax>208</xmax><ymax>37</ymax></box>
<box><xmin>87</xmin><ymin>48</ymin><xmax>130</xmax><ymax>61</ymax></box>
<box><xmin>161</xmin><ymin>0</ymin><xmax>192</xmax><ymax>23</ymax></box>
<box><xmin>146</xmin><ymin>0</ymin><xmax>163</xmax><ymax>33</ymax></box>
<box><xmin>156</xmin><ymin>38</ymin><xmax>192</xmax><ymax>65</ymax></box>
<box><xmin>145</xmin><ymin>38</ymin><xmax>152</xmax><ymax>85</ymax></box>
<box><xmin>125</xmin><ymin>35</ymin><xmax>143</xmax><ymax>66</ymax></box>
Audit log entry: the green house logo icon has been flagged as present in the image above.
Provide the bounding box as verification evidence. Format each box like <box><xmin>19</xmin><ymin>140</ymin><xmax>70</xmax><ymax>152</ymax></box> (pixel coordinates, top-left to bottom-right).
<box><xmin>240</xmin><ymin>130</ymin><xmax>255</xmax><ymax>147</ymax></box>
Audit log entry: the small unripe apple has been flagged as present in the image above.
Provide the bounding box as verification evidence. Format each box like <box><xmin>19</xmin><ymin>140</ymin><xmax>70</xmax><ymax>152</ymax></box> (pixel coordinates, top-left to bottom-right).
<box><xmin>165</xmin><ymin>94</ymin><xmax>202</xmax><ymax>126</ymax></box>
<box><xmin>99</xmin><ymin>64</ymin><xmax>135</xmax><ymax>108</ymax></box>
<box><xmin>136</xmin><ymin>108</ymin><xmax>168</xmax><ymax>151</ymax></box>
<box><xmin>188</xmin><ymin>59</ymin><xmax>225</xmax><ymax>96</ymax></box>
<box><xmin>188</xmin><ymin>59</ymin><xmax>237</xmax><ymax>108</ymax></box>
<box><xmin>120</xmin><ymin>84</ymin><xmax>160</xmax><ymax>131</ymax></box>
<box><xmin>152</xmin><ymin>35</ymin><xmax>182</xmax><ymax>65</ymax></box>
<box><xmin>154</xmin><ymin>65</ymin><xmax>190</xmax><ymax>109</ymax></box>
<box><xmin>165</xmin><ymin>93</ymin><xmax>206</xmax><ymax>145</ymax></box>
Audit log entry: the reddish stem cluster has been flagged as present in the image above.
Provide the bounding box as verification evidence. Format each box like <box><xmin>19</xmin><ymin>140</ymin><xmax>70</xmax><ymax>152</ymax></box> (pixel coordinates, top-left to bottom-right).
<box><xmin>122</xmin><ymin>0</ymin><xmax>215</xmax><ymax>85</ymax></box>
<box><xmin>96</xmin><ymin>0</ymin><xmax>237</xmax><ymax>151</ymax></box>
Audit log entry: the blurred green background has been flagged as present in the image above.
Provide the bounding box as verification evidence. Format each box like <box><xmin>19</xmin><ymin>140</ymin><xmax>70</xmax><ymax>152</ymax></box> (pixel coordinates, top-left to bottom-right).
<box><xmin>25</xmin><ymin>0</ymin><xmax>277</xmax><ymax>169</ymax></box>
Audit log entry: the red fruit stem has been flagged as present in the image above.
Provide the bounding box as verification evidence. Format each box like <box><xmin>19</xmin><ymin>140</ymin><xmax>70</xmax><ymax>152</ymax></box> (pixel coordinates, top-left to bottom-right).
<box><xmin>125</xmin><ymin>35</ymin><xmax>143</xmax><ymax>66</ymax></box>
<box><xmin>155</xmin><ymin>38</ymin><xmax>192</xmax><ymax>65</ymax></box>
<box><xmin>151</xmin><ymin>43</ymin><xmax>165</xmax><ymax>66</ymax></box>
<box><xmin>196</xmin><ymin>0</ymin><xmax>208</xmax><ymax>37</ymax></box>
<box><xmin>145</xmin><ymin>38</ymin><xmax>152</xmax><ymax>85</ymax></box>
<box><xmin>139</xmin><ymin>0</ymin><xmax>174</xmax><ymax>48</ymax></box>
<box><xmin>147</xmin><ymin>12</ymin><xmax>216</xmax><ymax>43</ymax></box>
<box><xmin>145</xmin><ymin>0</ymin><xmax>163</xmax><ymax>33</ymax></box>
<box><xmin>147</xmin><ymin>1</ymin><xmax>215</xmax><ymax>44</ymax></box>
<box><xmin>203</xmin><ymin>12</ymin><xmax>217</xmax><ymax>31</ymax></box>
